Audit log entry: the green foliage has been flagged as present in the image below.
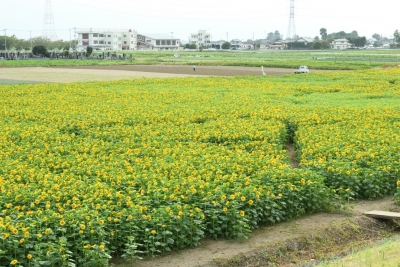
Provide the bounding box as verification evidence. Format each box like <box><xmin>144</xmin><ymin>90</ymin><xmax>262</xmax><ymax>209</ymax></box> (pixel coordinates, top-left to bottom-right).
<box><xmin>189</xmin><ymin>43</ymin><xmax>197</xmax><ymax>49</ymax></box>
<box><xmin>349</xmin><ymin>36</ymin><xmax>366</xmax><ymax>47</ymax></box>
<box><xmin>86</xmin><ymin>46</ymin><xmax>93</xmax><ymax>57</ymax></box>
<box><xmin>394</xmin><ymin>29</ymin><xmax>400</xmax><ymax>44</ymax></box>
<box><xmin>32</xmin><ymin>45</ymin><xmax>50</xmax><ymax>57</ymax></box>
<box><xmin>320</xmin><ymin>28</ymin><xmax>327</xmax><ymax>40</ymax></box>
<box><xmin>221</xmin><ymin>42</ymin><xmax>231</xmax><ymax>49</ymax></box>
<box><xmin>1</xmin><ymin>69</ymin><xmax>399</xmax><ymax>266</ymax></box>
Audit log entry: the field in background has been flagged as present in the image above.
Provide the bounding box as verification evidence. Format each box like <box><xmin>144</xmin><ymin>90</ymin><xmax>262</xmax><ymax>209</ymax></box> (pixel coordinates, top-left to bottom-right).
<box><xmin>2</xmin><ymin>49</ymin><xmax>400</xmax><ymax>70</ymax></box>
<box><xmin>1</xmin><ymin>68</ymin><xmax>399</xmax><ymax>266</ymax></box>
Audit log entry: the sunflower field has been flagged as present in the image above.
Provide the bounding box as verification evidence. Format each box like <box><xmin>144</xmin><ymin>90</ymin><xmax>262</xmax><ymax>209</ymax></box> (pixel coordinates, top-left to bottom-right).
<box><xmin>1</xmin><ymin>68</ymin><xmax>400</xmax><ymax>266</ymax></box>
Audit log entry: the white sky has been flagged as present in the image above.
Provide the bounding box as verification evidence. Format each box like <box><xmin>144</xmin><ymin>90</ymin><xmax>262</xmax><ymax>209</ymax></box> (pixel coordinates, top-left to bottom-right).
<box><xmin>1</xmin><ymin>0</ymin><xmax>398</xmax><ymax>41</ymax></box>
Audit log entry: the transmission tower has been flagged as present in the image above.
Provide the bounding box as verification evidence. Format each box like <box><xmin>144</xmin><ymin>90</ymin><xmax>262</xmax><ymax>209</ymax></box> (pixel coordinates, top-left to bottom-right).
<box><xmin>43</xmin><ymin>0</ymin><xmax>58</xmax><ymax>41</ymax></box>
<box><xmin>287</xmin><ymin>0</ymin><xmax>296</xmax><ymax>40</ymax></box>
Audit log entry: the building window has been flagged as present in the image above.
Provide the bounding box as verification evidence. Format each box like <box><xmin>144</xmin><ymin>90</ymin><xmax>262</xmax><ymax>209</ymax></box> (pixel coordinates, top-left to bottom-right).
<box><xmin>172</xmin><ymin>40</ymin><xmax>176</xmax><ymax>45</ymax></box>
<box><xmin>99</xmin><ymin>34</ymin><xmax>104</xmax><ymax>37</ymax></box>
<box><xmin>131</xmin><ymin>34</ymin><xmax>134</xmax><ymax>37</ymax></box>
<box><xmin>93</xmin><ymin>33</ymin><xmax>98</xmax><ymax>37</ymax></box>
<box><xmin>99</xmin><ymin>41</ymin><xmax>104</xmax><ymax>44</ymax></box>
<box><xmin>167</xmin><ymin>40</ymin><xmax>171</xmax><ymax>45</ymax></box>
<box><xmin>118</xmin><ymin>37</ymin><xmax>121</xmax><ymax>41</ymax></box>
<box><xmin>156</xmin><ymin>40</ymin><xmax>160</xmax><ymax>45</ymax></box>
<box><xmin>94</xmin><ymin>41</ymin><xmax>98</xmax><ymax>44</ymax></box>
<box><xmin>124</xmin><ymin>41</ymin><xmax>127</xmax><ymax>44</ymax></box>
<box><xmin>131</xmin><ymin>41</ymin><xmax>134</xmax><ymax>44</ymax></box>
<box><xmin>108</xmin><ymin>42</ymin><xmax>111</xmax><ymax>44</ymax></box>
<box><xmin>124</xmin><ymin>35</ymin><xmax>127</xmax><ymax>38</ymax></box>
<box><xmin>161</xmin><ymin>40</ymin><xmax>165</xmax><ymax>45</ymax></box>
<box><xmin>108</xmin><ymin>35</ymin><xmax>111</xmax><ymax>37</ymax></box>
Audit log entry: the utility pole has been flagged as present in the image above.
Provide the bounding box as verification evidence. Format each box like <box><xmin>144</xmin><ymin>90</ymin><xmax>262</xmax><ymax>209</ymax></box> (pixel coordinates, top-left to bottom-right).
<box><xmin>3</xmin><ymin>29</ymin><xmax>7</xmax><ymax>51</ymax></box>
<box><xmin>74</xmin><ymin>27</ymin><xmax>77</xmax><ymax>50</ymax></box>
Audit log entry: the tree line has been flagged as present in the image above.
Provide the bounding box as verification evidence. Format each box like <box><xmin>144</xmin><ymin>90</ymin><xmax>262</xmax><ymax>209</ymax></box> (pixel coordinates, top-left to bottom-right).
<box><xmin>0</xmin><ymin>35</ymin><xmax>74</xmax><ymax>51</ymax></box>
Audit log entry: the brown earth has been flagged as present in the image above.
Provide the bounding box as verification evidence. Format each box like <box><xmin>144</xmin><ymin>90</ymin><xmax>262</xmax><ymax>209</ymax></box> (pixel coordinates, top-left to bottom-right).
<box><xmin>55</xmin><ymin>65</ymin><xmax>307</xmax><ymax>77</ymax></box>
<box><xmin>0</xmin><ymin>65</ymin><xmax>329</xmax><ymax>83</ymax></box>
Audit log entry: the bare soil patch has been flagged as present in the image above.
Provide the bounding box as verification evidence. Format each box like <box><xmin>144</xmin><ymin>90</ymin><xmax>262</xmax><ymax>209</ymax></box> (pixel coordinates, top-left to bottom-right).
<box><xmin>122</xmin><ymin>197</ymin><xmax>398</xmax><ymax>267</ymax></box>
<box><xmin>1</xmin><ymin>65</ymin><xmax>331</xmax><ymax>84</ymax></box>
<box><xmin>285</xmin><ymin>143</ymin><xmax>300</xmax><ymax>169</ymax></box>
<box><xmin>0</xmin><ymin>67</ymin><xmax>196</xmax><ymax>83</ymax></box>
<box><xmin>56</xmin><ymin>65</ymin><xmax>302</xmax><ymax>77</ymax></box>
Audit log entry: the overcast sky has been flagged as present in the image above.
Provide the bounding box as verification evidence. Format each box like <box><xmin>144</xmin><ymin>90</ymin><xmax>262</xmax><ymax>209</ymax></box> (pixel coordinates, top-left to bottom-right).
<box><xmin>1</xmin><ymin>0</ymin><xmax>398</xmax><ymax>41</ymax></box>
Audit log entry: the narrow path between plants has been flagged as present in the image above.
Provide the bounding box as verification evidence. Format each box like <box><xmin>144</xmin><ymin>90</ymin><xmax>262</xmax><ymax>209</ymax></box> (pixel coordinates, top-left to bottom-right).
<box><xmin>285</xmin><ymin>143</ymin><xmax>300</xmax><ymax>169</ymax></box>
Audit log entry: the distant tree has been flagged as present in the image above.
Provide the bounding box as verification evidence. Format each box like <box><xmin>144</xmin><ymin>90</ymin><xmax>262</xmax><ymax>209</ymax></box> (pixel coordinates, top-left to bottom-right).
<box><xmin>86</xmin><ymin>46</ymin><xmax>93</xmax><ymax>56</ymax></box>
<box><xmin>311</xmin><ymin>41</ymin><xmax>322</xmax><ymax>49</ymax></box>
<box><xmin>321</xmin><ymin>40</ymin><xmax>330</xmax><ymax>49</ymax></box>
<box><xmin>350</xmin><ymin>36</ymin><xmax>366</xmax><ymax>47</ymax></box>
<box><xmin>221</xmin><ymin>42</ymin><xmax>231</xmax><ymax>49</ymax></box>
<box><xmin>184</xmin><ymin>43</ymin><xmax>190</xmax><ymax>49</ymax></box>
<box><xmin>320</xmin><ymin>28</ymin><xmax>327</xmax><ymax>40</ymax></box>
<box><xmin>394</xmin><ymin>30</ymin><xmax>400</xmax><ymax>43</ymax></box>
<box><xmin>188</xmin><ymin>43</ymin><xmax>197</xmax><ymax>49</ymax></box>
<box><xmin>274</xmin><ymin>30</ymin><xmax>281</xmax><ymax>39</ymax></box>
<box><xmin>315</xmin><ymin>36</ymin><xmax>320</xmax><ymax>41</ymax></box>
<box><xmin>32</xmin><ymin>45</ymin><xmax>49</xmax><ymax>57</ymax></box>
<box><xmin>372</xmin><ymin>33</ymin><xmax>381</xmax><ymax>41</ymax></box>
<box><xmin>0</xmin><ymin>35</ymin><xmax>18</xmax><ymax>50</ymax></box>
<box><xmin>267</xmin><ymin>32</ymin><xmax>274</xmax><ymax>41</ymax></box>
<box><xmin>350</xmin><ymin>30</ymin><xmax>358</xmax><ymax>37</ymax></box>
<box><xmin>337</xmin><ymin>31</ymin><xmax>346</xmax><ymax>38</ymax></box>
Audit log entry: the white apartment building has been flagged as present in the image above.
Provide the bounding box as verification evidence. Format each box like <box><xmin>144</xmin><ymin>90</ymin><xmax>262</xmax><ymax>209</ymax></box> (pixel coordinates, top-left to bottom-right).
<box><xmin>331</xmin><ymin>38</ymin><xmax>351</xmax><ymax>49</ymax></box>
<box><xmin>137</xmin><ymin>34</ymin><xmax>180</xmax><ymax>50</ymax></box>
<box><xmin>189</xmin><ymin>30</ymin><xmax>211</xmax><ymax>48</ymax></box>
<box><xmin>76</xmin><ymin>28</ymin><xmax>137</xmax><ymax>51</ymax></box>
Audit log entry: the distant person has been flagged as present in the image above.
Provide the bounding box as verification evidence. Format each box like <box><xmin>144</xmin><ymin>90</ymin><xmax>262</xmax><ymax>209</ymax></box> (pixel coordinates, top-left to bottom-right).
<box><xmin>193</xmin><ymin>65</ymin><xmax>196</xmax><ymax>71</ymax></box>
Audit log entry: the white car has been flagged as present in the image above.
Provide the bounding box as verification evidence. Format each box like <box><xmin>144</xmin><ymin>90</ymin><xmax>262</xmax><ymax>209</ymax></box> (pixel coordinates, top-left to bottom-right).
<box><xmin>294</xmin><ymin>66</ymin><xmax>309</xmax><ymax>74</ymax></box>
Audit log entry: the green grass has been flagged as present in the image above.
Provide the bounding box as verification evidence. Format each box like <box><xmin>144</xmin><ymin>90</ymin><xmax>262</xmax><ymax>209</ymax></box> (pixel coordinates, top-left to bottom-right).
<box><xmin>3</xmin><ymin>49</ymin><xmax>400</xmax><ymax>70</ymax></box>
<box><xmin>318</xmin><ymin>236</ymin><xmax>400</xmax><ymax>267</ymax></box>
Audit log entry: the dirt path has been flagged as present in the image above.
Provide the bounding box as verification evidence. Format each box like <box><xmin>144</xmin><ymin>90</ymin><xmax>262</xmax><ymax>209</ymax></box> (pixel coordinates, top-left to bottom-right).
<box><xmin>0</xmin><ymin>67</ymin><xmax>199</xmax><ymax>83</ymax></box>
<box><xmin>55</xmin><ymin>65</ymin><xmax>301</xmax><ymax>77</ymax></box>
<box><xmin>131</xmin><ymin>197</ymin><xmax>397</xmax><ymax>267</ymax></box>
<box><xmin>0</xmin><ymin>65</ymin><xmax>331</xmax><ymax>84</ymax></box>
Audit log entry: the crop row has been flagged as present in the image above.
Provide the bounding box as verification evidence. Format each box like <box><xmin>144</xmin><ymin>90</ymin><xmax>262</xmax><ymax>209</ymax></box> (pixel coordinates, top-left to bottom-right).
<box><xmin>1</xmin><ymin>68</ymin><xmax>400</xmax><ymax>265</ymax></box>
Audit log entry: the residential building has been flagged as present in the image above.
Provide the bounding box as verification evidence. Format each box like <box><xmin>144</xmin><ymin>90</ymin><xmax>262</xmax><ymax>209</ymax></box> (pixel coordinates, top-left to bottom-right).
<box><xmin>331</xmin><ymin>38</ymin><xmax>351</xmax><ymax>49</ymax></box>
<box><xmin>137</xmin><ymin>33</ymin><xmax>180</xmax><ymax>50</ymax></box>
<box><xmin>295</xmin><ymin>37</ymin><xmax>315</xmax><ymax>45</ymax></box>
<box><xmin>76</xmin><ymin>28</ymin><xmax>137</xmax><ymax>51</ymax></box>
<box><xmin>189</xmin><ymin>30</ymin><xmax>211</xmax><ymax>48</ymax></box>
